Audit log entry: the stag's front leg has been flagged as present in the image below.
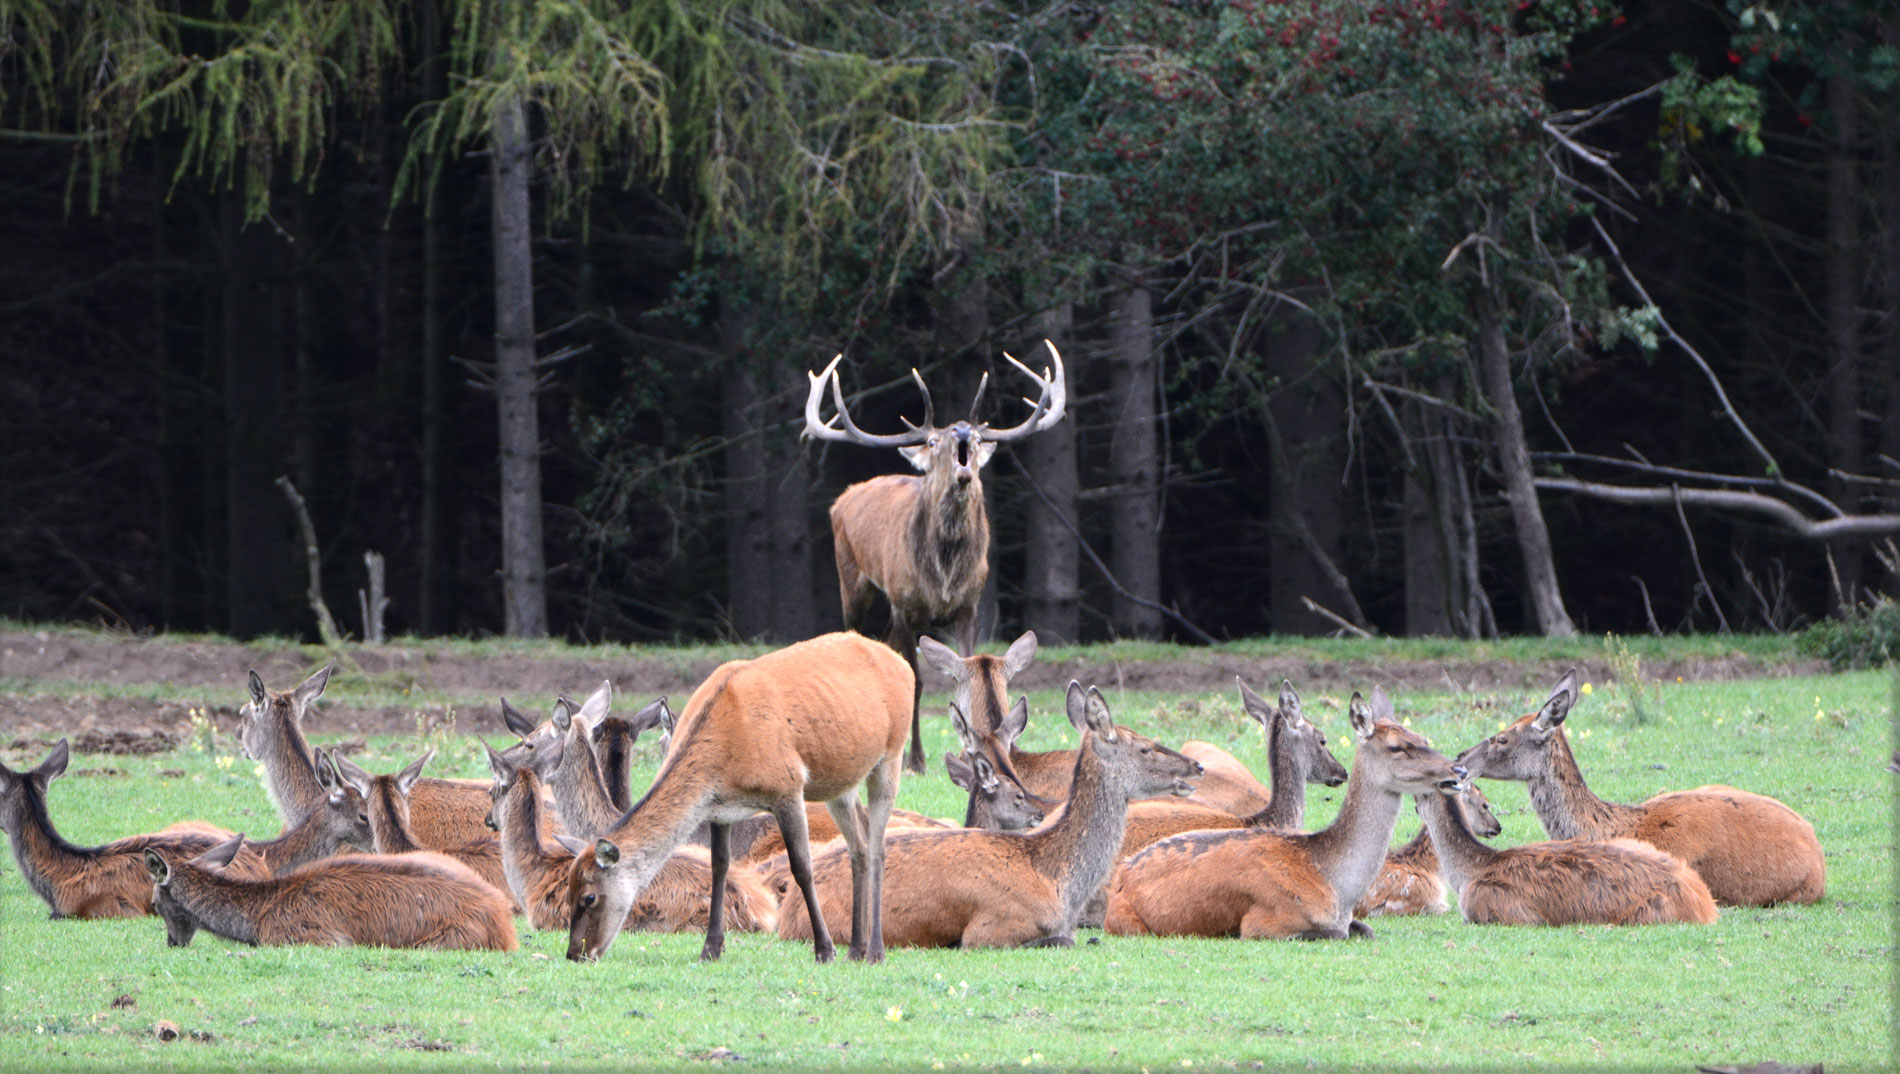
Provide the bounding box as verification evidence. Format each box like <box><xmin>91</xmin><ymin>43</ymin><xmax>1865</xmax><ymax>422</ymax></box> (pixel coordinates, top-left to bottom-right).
<box><xmin>888</xmin><ymin>616</ymin><xmax>926</xmax><ymax>775</ymax></box>
<box><xmin>951</xmin><ymin>606</ymin><xmax>979</xmax><ymax>658</ymax></box>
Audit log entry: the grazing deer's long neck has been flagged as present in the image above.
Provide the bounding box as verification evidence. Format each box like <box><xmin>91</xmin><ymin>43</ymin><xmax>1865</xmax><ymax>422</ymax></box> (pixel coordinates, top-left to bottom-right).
<box><xmin>1416</xmin><ymin>792</ymin><xmax>1498</xmax><ymax>896</ymax></box>
<box><xmin>603</xmin><ymin>759</ymin><xmax>715</xmax><ymax>898</ymax></box>
<box><xmin>1529</xmin><ymin>730</ymin><xmax>1636</xmax><ymax>841</ymax></box>
<box><xmin>259</xmin><ymin>717</ymin><xmax>325</xmax><ymax>824</ymax></box>
<box><xmin>1250</xmin><ymin>717</ymin><xmax>1305</xmax><ymax>829</ymax></box>
<box><xmin>170</xmin><ymin>868</ymin><xmax>261</xmax><ymax>945</ymax></box>
<box><xmin>550</xmin><ymin>740</ymin><xmax>621</xmax><ymax>839</ymax></box>
<box><xmin>369</xmin><ymin>782</ymin><xmax>424</xmax><ymax>855</ymax></box>
<box><xmin>1024</xmin><ymin>741</ymin><xmax>1127</xmax><ymax>927</ymax></box>
<box><xmin>6</xmin><ymin>785</ymin><xmax>95</xmax><ymax>907</ymax></box>
<box><xmin>1303</xmin><ymin>766</ymin><xmax>1405</xmax><ymax>916</ymax></box>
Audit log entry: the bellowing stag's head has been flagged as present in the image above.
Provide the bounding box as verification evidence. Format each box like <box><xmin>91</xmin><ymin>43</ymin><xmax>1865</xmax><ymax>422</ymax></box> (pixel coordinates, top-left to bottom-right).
<box><xmin>801</xmin><ymin>342</ymin><xmax>1068</xmax><ymax>490</ymax></box>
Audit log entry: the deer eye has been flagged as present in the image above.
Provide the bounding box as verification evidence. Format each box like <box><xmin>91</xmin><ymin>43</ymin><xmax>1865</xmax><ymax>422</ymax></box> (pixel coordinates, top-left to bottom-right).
<box><xmin>581</xmin><ymin>894</ymin><xmax>598</xmax><ymax>909</ymax></box>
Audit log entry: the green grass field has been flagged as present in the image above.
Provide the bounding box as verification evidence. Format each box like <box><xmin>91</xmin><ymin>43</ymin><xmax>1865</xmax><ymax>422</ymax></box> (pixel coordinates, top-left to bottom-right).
<box><xmin>0</xmin><ymin>653</ymin><xmax>1891</xmax><ymax>1072</ymax></box>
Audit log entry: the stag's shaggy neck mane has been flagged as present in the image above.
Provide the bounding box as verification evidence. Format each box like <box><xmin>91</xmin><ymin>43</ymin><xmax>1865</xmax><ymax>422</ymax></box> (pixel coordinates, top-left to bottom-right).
<box><xmin>1525</xmin><ymin>729</ymin><xmax>1641</xmax><ymax>841</ymax></box>
<box><xmin>909</xmin><ymin>472</ymin><xmax>987</xmax><ymax>612</ymax></box>
<box><xmin>162</xmin><ymin>866</ymin><xmax>262</xmax><ymax>945</ymax></box>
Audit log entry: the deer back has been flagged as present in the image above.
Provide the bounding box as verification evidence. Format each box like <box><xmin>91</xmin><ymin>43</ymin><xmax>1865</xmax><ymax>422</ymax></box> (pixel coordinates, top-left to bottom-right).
<box><xmin>1458</xmin><ymin>837</ymin><xmax>1719</xmax><ymax>926</ymax></box>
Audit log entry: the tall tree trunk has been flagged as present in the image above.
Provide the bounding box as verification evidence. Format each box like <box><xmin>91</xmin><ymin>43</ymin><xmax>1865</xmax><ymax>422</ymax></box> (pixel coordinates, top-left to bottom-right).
<box><xmin>490</xmin><ymin>94</ymin><xmax>548</xmax><ymax>638</ymax></box>
<box><xmin>1021</xmin><ymin>306</ymin><xmax>1081</xmax><ymax>644</ymax></box>
<box><xmin>1475</xmin><ymin>285</ymin><xmax>1576</xmax><ymax>636</ymax></box>
<box><xmin>221</xmin><ymin>186</ymin><xmax>290</xmax><ymax>639</ymax></box>
<box><xmin>1106</xmin><ymin>278</ymin><xmax>1162</xmax><ymax>638</ymax></box>
<box><xmin>765</xmin><ymin>370</ymin><xmax>816</xmax><ymax>643</ymax></box>
<box><xmin>1826</xmin><ymin>73</ymin><xmax>1863</xmax><ymax>613</ymax></box>
<box><xmin>1263</xmin><ymin>312</ymin><xmax>1354</xmax><ymax>635</ymax></box>
<box><xmin>1401</xmin><ymin>397</ymin><xmax>1451</xmax><ymax>636</ymax></box>
<box><xmin>417</xmin><ymin>0</ymin><xmax>454</xmax><ymax>635</ymax></box>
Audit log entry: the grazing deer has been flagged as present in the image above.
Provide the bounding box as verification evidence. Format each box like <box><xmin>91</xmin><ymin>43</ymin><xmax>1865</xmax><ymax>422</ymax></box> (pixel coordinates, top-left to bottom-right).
<box><xmin>0</xmin><ymin>740</ymin><xmax>270</xmax><ymax>919</ymax></box>
<box><xmin>1354</xmin><ymin>784</ymin><xmax>1502</xmax><ymax>919</ymax></box>
<box><xmin>803</xmin><ymin>345</ymin><xmax>1066</xmax><ymax>774</ymax></box>
<box><xmin>1456</xmin><ymin>669</ymin><xmax>1824</xmax><ymax>907</ymax></box>
<box><xmin>481</xmin><ymin>745</ymin><xmax>777</xmax><ymax>934</ymax></box>
<box><xmin>564</xmin><ymin>632</ymin><xmax>911</xmax><ymax>963</ymax></box>
<box><xmin>1413</xmin><ymin>779</ymin><xmax>1719</xmax><ymax>926</ymax></box>
<box><xmin>144</xmin><ymin>834</ymin><xmax>517</xmax><ymax>951</ymax></box>
<box><xmin>777</xmin><ymin>683</ymin><xmax>1202</xmax><ymax>949</ymax></box>
<box><xmin>1104</xmin><ymin>693</ymin><xmax>1461</xmax><ymax>940</ymax></box>
<box><xmin>240</xmin><ymin>662</ymin><xmax>490</xmax><ymax>847</ymax></box>
<box><xmin>332</xmin><ymin>750</ymin><xmax>512</xmax><ymax>909</ymax></box>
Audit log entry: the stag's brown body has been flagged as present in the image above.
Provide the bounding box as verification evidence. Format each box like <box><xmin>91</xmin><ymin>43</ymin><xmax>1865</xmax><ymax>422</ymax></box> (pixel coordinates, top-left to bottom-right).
<box><xmin>149</xmin><ymin>845</ymin><xmax>517</xmax><ymax>950</ymax></box>
<box><xmin>1459</xmin><ymin>671</ymin><xmax>1823</xmax><ymax>907</ymax></box>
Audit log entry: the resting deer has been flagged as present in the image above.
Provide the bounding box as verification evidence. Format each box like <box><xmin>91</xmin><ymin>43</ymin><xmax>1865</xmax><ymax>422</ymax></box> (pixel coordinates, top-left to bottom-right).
<box><xmin>0</xmin><ymin>740</ymin><xmax>268</xmax><ymax>918</ymax></box>
<box><xmin>777</xmin><ymin>682</ymin><xmax>1202</xmax><ymax>949</ymax></box>
<box><xmin>332</xmin><ymin>750</ymin><xmax>512</xmax><ymax>908</ymax></box>
<box><xmin>239</xmin><ymin>747</ymin><xmax>375</xmax><ymax>875</ymax></box>
<box><xmin>1104</xmin><ymin>693</ymin><xmax>1461</xmax><ymax>940</ymax></box>
<box><xmin>1354</xmin><ymin>783</ymin><xmax>1501</xmax><ymax>919</ymax></box>
<box><xmin>803</xmin><ymin>344</ymin><xmax>1066</xmax><ymax>774</ymax></box>
<box><xmin>564</xmin><ymin>632</ymin><xmax>911</xmax><ymax>963</ymax></box>
<box><xmin>944</xmin><ymin>746</ymin><xmax>1047</xmax><ymax>831</ymax></box>
<box><xmin>482</xmin><ymin>745</ymin><xmax>777</xmax><ymax>934</ymax></box>
<box><xmin>145</xmin><ymin>833</ymin><xmax>516</xmax><ymax>951</ymax></box>
<box><xmin>240</xmin><ymin>662</ymin><xmax>490</xmax><ymax>847</ymax></box>
<box><xmin>1456</xmin><ymin>669</ymin><xmax>1824</xmax><ymax>907</ymax></box>
<box><xmin>1414</xmin><ymin>778</ymin><xmax>1719</xmax><ymax>926</ymax></box>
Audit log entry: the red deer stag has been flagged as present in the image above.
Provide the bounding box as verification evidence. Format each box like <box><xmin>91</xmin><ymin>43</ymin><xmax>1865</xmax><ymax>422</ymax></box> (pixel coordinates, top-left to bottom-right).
<box><xmin>145</xmin><ymin>834</ymin><xmax>516</xmax><ymax>950</ymax></box>
<box><xmin>1104</xmin><ymin>693</ymin><xmax>1461</xmax><ymax>940</ymax></box>
<box><xmin>1456</xmin><ymin>669</ymin><xmax>1824</xmax><ymax>907</ymax></box>
<box><xmin>0</xmin><ymin>740</ymin><xmax>268</xmax><ymax>919</ymax></box>
<box><xmin>333</xmin><ymin>750</ymin><xmax>512</xmax><ymax>907</ymax></box>
<box><xmin>563</xmin><ymin>632</ymin><xmax>910</xmax><ymax>963</ymax></box>
<box><xmin>1414</xmin><ymin>778</ymin><xmax>1718</xmax><ymax>925</ymax></box>
<box><xmin>803</xmin><ymin>344</ymin><xmax>1066</xmax><ymax>774</ymax></box>
<box><xmin>778</xmin><ymin>682</ymin><xmax>1200</xmax><ymax>949</ymax></box>
<box><xmin>241</xmin><ymin>662</ymin><xmax>491</xmax><ymax>847</ymax></box>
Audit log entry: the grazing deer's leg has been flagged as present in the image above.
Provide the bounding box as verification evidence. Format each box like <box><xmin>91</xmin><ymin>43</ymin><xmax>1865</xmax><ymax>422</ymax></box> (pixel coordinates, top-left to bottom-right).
<box><xmin>775</xmin><ymin>798</ymin><xmax>835</xmax><ymax>964</ymax></box>
<box><xmin>859</xmin><ymin>753</ymin><xmax>900</xmax><ymax>963</ymax></box>
<box><xmin>701</xmin><ymin>822</ymin><xmax>730</xmax><ymax>962</ymax></box>
<box><xmin>824</xmin><ymin>793</ymin><xmax>871</xmax><ymax>961</ymax></box>
<box><xmin>1347</xmin><ymin>918</ymin><xmax>1374</xmax><ymax>939</ymax></box>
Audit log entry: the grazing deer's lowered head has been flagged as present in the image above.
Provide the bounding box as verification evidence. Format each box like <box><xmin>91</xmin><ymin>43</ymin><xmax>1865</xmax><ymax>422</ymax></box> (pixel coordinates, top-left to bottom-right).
<box><xmin>804</xmin><ymin>347</ymin><xmax>1066</xmax><ymax>774</ymax></box>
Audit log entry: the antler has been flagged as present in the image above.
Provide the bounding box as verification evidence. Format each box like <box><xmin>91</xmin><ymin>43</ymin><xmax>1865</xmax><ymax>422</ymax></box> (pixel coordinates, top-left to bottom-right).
<box><xmin>802</xmin><ymin>354</ymin><xmax>934</xmax><ymax>447</ymax></box>
<box><xmin>979</xmin><ymin>340</ymin><xmax>1067</xmax><ymax>443</ymax></box>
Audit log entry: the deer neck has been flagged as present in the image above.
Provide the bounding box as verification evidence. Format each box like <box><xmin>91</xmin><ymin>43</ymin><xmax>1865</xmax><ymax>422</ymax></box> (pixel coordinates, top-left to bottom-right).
<box><xmin>909</xmin><ymin>472</ymin><xmax>988</xmax><ymax>608</ymax></box>
<box><xmin>1527</xmin><ymin>730</ymin><xmax>1635</xmax><ymax>841</ymax></box>
<box><xmin>497</xmin><ymin>771</ymin><xmax>559</xmax><ymax>906</ymax></box>
<box><xmin>368</xmin><ymin>781</ymin><xmax>425</xmax><ymax>855</ymax></box>
<box><xmin>1023</xmin><ymin>741</ymin><xmax>1130</xmax><ymax>929</ymax></box>
<box><xmin>1249</xmin><ymin>717</ymin><xmax>1306</xmax><ymax>829</ymax></box>
<box><xmin>1415</xmin><ymin>791</ymin><xmax>1498</xmax><ymax>896</ymax></box>
<box><xmin>5</xmin><ymin>784</ymin><xmax>93</xmax><ymax>909</ymax></box>
<box><xmin>257</xmin><ymin>718</ymin><xmax>325</xmax><ymax>825</ymax></box>
<box><xmin>254</xmin><ymin>810</ymin><xmax>342</xmax><ymax>875</ymax></box>
<box><xmin>548</xmin><ymin>738</ymin><xmax>621</xmax><ymax>840</ymax></box>
<box><xmin>1387</xmin><ymin>825</ymin><xmax>1436</xmax><ymax>869</ymax></box>
<box><xmin>601</xmin><ymin>758</ymin><xmax>715</xmax><ymax>904</ymax></box>
<box><xmin>1302</xmin><ymin>768</ymin><xmax>1405</xmax><ymax>918</ymax></box>
<box><xmin>169</xmin><ymin>867</ymin><xmax>261</xmax><ymax>945</ymax></box>
<box><xmin>598</xmin><ymin>733</ymin><xmax>634</xmax><ymax>814</ymax></box>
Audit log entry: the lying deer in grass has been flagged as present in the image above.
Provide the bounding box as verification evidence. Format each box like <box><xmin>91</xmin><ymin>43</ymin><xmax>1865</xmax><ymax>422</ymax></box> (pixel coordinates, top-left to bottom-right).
<box><xmin>0</xmin><ymin>740</ymin><xmax>269</xmax><ymax>919</ymax></box>
<box><xmin>241</xmin><ymin>662</ymin><xmax>490</xmax><ymax>847</ymax></box>
<box><xmin>332</xmin><ymin>750</ymin><xmax>511</xmax><ymax>908</ymax></box>
<box><xmin>776</xmin><ymin>683</ymin><xmax>1201</xmax><ymax>949</ymax></box>
<box><xmin>238</xmin><ymin>747</ymin><xmax>374</xmax><ymax>876</ymax></box>
<box><xmin>944</xmin><ymin>742</ymin><xmax>1047</xmax><ymax>831</ymax></box>
<box><xmin>1354</xmin><ymin>784</ymin><xmax>1501</xmax><ymax>919</ymax></box>
<box><xmin>1457</xmin><ymin>669</ymin><xmax>1824</xmax><ymax>907</ymax></box>
<box><xmin>145</xmin><ymin>833</ymin><xmax>516</xmax><ymax>950</ymax></box>
<box><xmin>1415</xmin><ymin>777</ymin><xmax>1719</xmax><ymax>926</ymax></box>
<box><xmin>564</xmin><ymin>632</ymin><xmax>911</xmax><ymax>963</ymax></box>
<box><xmin>482</xmin><ymin>745</ymin><xmax>777</xmax><ymax>934</ymax></box>
<box><xmin>1104</xmin><ymin>693</ymin><xmax>1460</xmax><ymax>940</ymax></box>
<box><xmin>804</xmin><ymin>346</ymin><xmax>1066</xmax><ymax>774</ymax></box>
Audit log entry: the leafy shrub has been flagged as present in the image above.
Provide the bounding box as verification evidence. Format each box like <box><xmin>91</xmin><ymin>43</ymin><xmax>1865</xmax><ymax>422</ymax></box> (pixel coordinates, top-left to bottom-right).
<box><xmin>1798</xmin><ymin>599</ymin><xmax>1900</xmax><ymax>670</ymax></box>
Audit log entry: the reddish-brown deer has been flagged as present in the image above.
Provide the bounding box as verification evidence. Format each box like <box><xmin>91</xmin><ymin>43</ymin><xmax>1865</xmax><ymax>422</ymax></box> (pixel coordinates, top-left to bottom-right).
<box><xmin>239</xmin><ymin>747</ymin><xmax>375</xmax><ymax>876</ymax></box>
<box><xmin>332</xmin><ymin>750</ymin><xmax>512</xmax><ymax>908</ymax></box>
<box><xmin>1413</xmin><ymin>778</ymin><xmax>1719</xmax><ymax>926</ymax></box>
<box><xmin>145</xmin><ymin>833</ymin><xmax>516</xmax><ymax>951</ymax></box>
<box><xmin>944</xmin><ymin>746</ymin><xmax>1047</xmax><ymax>831</ymax></box>
<box><xmin>803</xmin><ymin>345</ymin><xmax>1066</xmax><ymax>774</ymax></box>
<box><xmin>563</xmin><ymin>632</ymin><xmax>910</xmax><ymax>963</ymax></box>
<box><xmin>0</xmin><ymin>740</ymin><xmax>268</xmax><ymax>919</ymax></box>
<box><xmin>240</xmin><ymin>662</ymin><xmax>490</xmax><ymax>847</ymax></box>
<box><xmin>777</xmin><ymin>683</ymin><xmax>1202</xmax><ymax>949</ymax></box>
<box><xmin>1354</xmin><ymin>783</ymin><xmax>1501</xmax><ymax>919</ymax></box>
<box><xmin>1456</xmin><ymin>669</ymin><xmax>1824</xmax><ymax>907</ymax></box>
<box><xmin>1104</xmin><ymin>693</ymin><xmax>1461</xmax><ymax>940</ymax></box>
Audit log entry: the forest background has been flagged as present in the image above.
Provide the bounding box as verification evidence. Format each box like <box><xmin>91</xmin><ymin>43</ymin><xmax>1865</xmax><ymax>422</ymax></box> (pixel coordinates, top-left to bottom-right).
<box><xmin>1</xmin><ymin>0</ymin><xmax>1896</xmax><ymax>649</ymax></box>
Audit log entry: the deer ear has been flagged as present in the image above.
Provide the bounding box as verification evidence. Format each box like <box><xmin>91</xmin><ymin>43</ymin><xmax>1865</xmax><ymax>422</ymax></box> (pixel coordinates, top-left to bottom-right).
<box><xmin>1277</xmin><ymin>679</ymin><xmax>1303</xmax><ymax>723</ymax></box>
<box><xmin>1348</xmin><ymin>693</ymin><xmax>1376</xmax><ymax>741</ymax></box>
<box><xmin>499</xmin><ymin>698</ymin><xmax>538</xmax><ymax>739</ymax></box>
<box><xmin>1002</xmin><ymin>631</ymin><xmax>1039</xmax><ymax>678</ymax></box>
<box><xmin>145</xmin><ymin>849</ymin><xmax>171</xmax><ymax>886</ymax></box>
<box><xmin>553</xmin><ymin>833</ymin><xmax>590</xmax><ymax>857</ymax></box>
<box><xmin>594</xmin><ymin>839</ymin><xmax>621</xmax><ymax>869</ymax></box>
<box><xmin>35</xmin><ymin>740</ymin><xmax>70</xmax><ymax>783</ymax></box>
<box><xmin>332</xmin><ymin>753</ymin><xmax>373</xmax><ymax>800</ymax></box>
<box><xmin>247</xmin><ymin>670</ymin><xmax>267</xmax><ymax>708</ymax></box>
<box><xmin>944</xmin><ymin>752</ymin><xmax>974</xmax><ymax>791</ymax></box>
<box><xmin>1369</xmin><ymin>685</ymin><xmax>1396</xmax><ymax>722</ymax></box>
<box><xmin>1238</xmin><ymin>678</ymin><xmax>1274</xmax><ymax>727</ymax></box>
<box><xmin>396</xmin><ymin>750</ymin><xmax>432</xmax><ymax>796</ymax></box>
<box><xmin>915</xmin><ymin>636</ymin><xmax>965</xmax><ymax>683</ymax></box>
<box><xmin>1066</xmin><ymin>683</ymin><xmax>1114</xmax><ymax>740</ymax></box>
<box><xmin>313</xmin><ymin>747</ymin><xmax>336</xmax><ymax>791</ymax></box>
<box><xmin>551</xmin><ymin>699</ymin><xmax>574</xmax><ymax>734</ymax></box>
<box><xmin>483</xmin><ymin>741</ymin><xmax>515</xmax><ymax>781</ymax></box>
<box><xmin>947</xmin><ymin>702</ymin><xmax>979</xmax><ymax>756</ymax></box>
<box><xmin>971</xmin><ymin>754</ymin><xmax>1002</xmax><ymax>793</ymax></box>
<box><xmin>574</xmin><ymin>681</ymin><xmax>613</xmax><ymax>726</ymax></box>
<box><xmin>293</xmin><ymin>660</ymin><xmax>335</xmax><ymax>709</ymax></box>
<box><xmin>898</xmin><ymin>443</ymin><xmax>930</xmax><ymax>471</ymax></box>
<box><xmin>627</xmin><ymin>697</ymin><xmax>668</xmax><ymax>737</ymax></box>
<box><xmin>970</xmin><ymin>439</ymin><xmax>998</xmax><ymax>471</ymax></box>
<box><xmin>999</xmin><ymin>696</ymin><xmax>1029</xmax><ymax>745</ymax></box>
<box><xmin>542</xmin><ymin>733</ymin><xmax>567</xmax><ymax>772</ymax></box>
<box><xmin>1533</xmin><ymin>670</ymin><xmax>1580</xmax><ymax>731</ymax></box>
<box><xmin>194</xmin><ymin>832</ymin><xmax>247</xmax><ymax>871</ymax></box>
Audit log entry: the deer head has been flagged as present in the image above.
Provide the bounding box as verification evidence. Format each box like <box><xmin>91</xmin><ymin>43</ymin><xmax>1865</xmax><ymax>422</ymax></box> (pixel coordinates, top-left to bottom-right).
<box><xmin>1455</xmin><ymin>669</ymin><xmax>1581</xmax><ymax>781</ymax></box>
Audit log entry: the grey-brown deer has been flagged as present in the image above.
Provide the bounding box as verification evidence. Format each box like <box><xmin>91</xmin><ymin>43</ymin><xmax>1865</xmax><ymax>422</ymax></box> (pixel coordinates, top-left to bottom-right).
<box><xmin>332</xmin><ymin>750</ymin><xmax>512</xmax><ymax>908</ymax></box>
<box><xmin>803</xmin><ymin>344</ymin><xmax>1066</xmax><ymax>774</ymax></box>
<box><xmin>1456</xmin><ymin>669</ymin><xmax>1823</xmax><ymax>907</ymax></box>
<box><xmin>776</xmin><ymin>682</ymin><xmax>1201</xmax><ymax>949</ymax></box>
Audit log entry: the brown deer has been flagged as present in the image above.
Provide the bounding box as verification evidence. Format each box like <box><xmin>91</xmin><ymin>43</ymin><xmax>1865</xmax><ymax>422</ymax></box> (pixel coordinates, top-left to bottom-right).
<box><xmin>240</xmin><ymin>662</ymin><xmax>491</xmax><ymax>847</ymax></box>
<box><xmin>1456</xmin><ymin>669</ymin><xmax>1824</xmax><ymax>907</ymax></box>
<box><xmin>589</xmin><ymin>703</ymin><xmax>669</xmax><ymax>813</ymax></box>
<box><xmin>803</xmin><ymin>344</ymin><xmax>1066</xmax><ymax>774</ymax></box>
<box><xmin>563</xmin><ymin>632</ymin><xmax>911</xmax><ymax>963</ymax></box>
<box><xmin>239</xmin><ymin>747</ymin><xmax>375</xmax><ymax>876</ymax></box>
<box><xmin>481</xmin><ymin>744</ymin><xmax>777</xmax><ymax>934</ymax></box>
<box><xmin>944</xmin><ymin>747</ymin><xmax>1047</xmax><ymax>831</ymax></box>
<box><xmin>144</xmin><ymin>833</ymin><xmax>517</xmax><ymax>951</ymax></box>
<box><xmin>776</xmin><ymin>682</ymin><xmax>1202</xmax><ymax>949</ymax></box>
<box><xmin>1103</xmin><ymin>693</ymin><xmax>1461</xmax><ymax>940</ymax></box>
<box><xmin>332</xmin><ymin>750</ymin><xmax>512</xmax><ymax>908</ymax></box>
<box><xmin>1354</xmin><ymin>784</ymin><xmax>1502</xmax><ymax>919</ymax></box>
<box><xmin>0</xmin><ymin>740</ymin><xmax>268</xmax><ymax>919</ymax></box>
<box><xmin>1413</xmin><ymin>779</ymin><xmax>1719</xmax><ymax>926</ymax></box>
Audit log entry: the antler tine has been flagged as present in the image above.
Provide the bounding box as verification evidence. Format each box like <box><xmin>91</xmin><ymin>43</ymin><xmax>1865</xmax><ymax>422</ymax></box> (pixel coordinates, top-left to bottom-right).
<box><xmin>801</xmin><ymin>354</ymin><xmax>929</xmax><ymax>447</ymax></box>
<box><xmin>828</xmin><ymin>366</ymin><xmax>931</xmax><ymax>447</ymax></box>
<box><xmin>800</xmin><ymin>354</ymin><xmax>849</xmax><ymax>443</ymax></box>
<box><xmin>967</xmin><ymin>370</ymin><xmax>990</xmax><ymax>422</ymax></box>
<box><xmin>909</xmin><ymin>368</ymin><xmax>936</xmax><ymax>430</ymax></box>
<box><xmin>983</xmin><ymin>340</ymin><xmax>1067</xmax><ymax>442</ymax></box>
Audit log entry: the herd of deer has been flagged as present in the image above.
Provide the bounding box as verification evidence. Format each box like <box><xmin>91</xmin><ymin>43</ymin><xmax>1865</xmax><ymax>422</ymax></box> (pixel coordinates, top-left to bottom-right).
<box><xmin>0</xmin><ymin>345</ymin><xmax>1827</xmax><ymax>964</ymax></box>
